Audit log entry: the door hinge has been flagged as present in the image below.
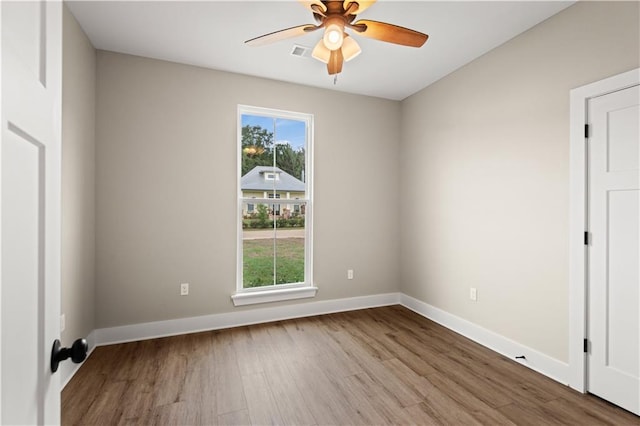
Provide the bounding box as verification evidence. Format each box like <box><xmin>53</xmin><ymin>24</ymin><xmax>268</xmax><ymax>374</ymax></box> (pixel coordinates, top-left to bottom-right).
<box><xmin>584</xmin><ymin>231</ymin><xmax>590</xmax><ymax>246</ymax></box>
<box><xmin>583</xmin><ymin>338</ymin><xmax>589</xmax><ymax>353</ymax></box>
<box><xmin>585</xmin><ymin>124</ymin><xmax>590</xmax><ymax>138</ymax></box>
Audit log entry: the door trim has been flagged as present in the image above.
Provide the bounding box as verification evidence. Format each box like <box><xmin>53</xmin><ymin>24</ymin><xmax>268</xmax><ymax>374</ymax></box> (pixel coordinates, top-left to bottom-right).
<box><xmin>0</xmin><ymin>4</ymin><xmax>3</xmax><ymax>420</ymax></box>
<box><xmin>568</xmin><ymin>67</ymin><xmax>640</xmax><ymax>393</ymax></box>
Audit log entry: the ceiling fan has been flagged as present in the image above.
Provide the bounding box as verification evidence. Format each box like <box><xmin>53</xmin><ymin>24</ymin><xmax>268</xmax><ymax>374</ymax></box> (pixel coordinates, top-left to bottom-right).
<box><xmin>245</xmin><ymin>1</ymin><xmax>429</xmax><ymax>76</ymax></box>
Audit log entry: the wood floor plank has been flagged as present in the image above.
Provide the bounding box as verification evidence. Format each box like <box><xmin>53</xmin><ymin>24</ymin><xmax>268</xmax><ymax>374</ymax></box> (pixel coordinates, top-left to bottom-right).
<box><xmin>214</xmin><ymin>358</ymin><xmax>246</xmax><ymax>416</ymax></box>
<box><xmin>291</xmin><ymin>317</ymin><xmax>364</xmax><ymax>376</ymax></box>
<box><xmin>118</xmin><ymin>382</ymin><xmax>154</xmax><ymax>424</ymax></box>
<box><xmin>559</xmin><ymin>387</ymin><xmax>640</xmax><ymax>426</ymax></box>
<box><xmin>545</xmin><ymin>397</ymin><xmax>640</xmax><ymax>426</ymax></box>
<box><xmin>265</xmin><ymin>321</ymin><xmax>297</xmax><ymax>352</ymax></box>
<box><xmin>382</xmin><ymin>331</ymin><xmax>441</xmax><ymax>376</ymax></box>
<box><xmin>343</xmin><ymin>325</ymin><xmax>397</xmax><ymax>362</ymax></box>
<box><xmin>261</xmin><ymin>351</ymin><xmax>317</xmax><ymax>426</ymax></box>
<box><xmin>411</xmin><ymin>394</ymin><xmax>485</xmax><ymax>426</ymax></box>
<box><xmin>231</xmin><ymin>326</ymin><xmax>265</xmax><ymax>377</ymax></box>
<box><xmin>498</xmin><ymin>400</ymin><xmax>583</xmax><ymax>426</ymax></box>
<box><xmin>152</xmin><ymin>350</ymin><xmax>187</xmax><ymax>407</ymax></box>
<box><xmin>344</xmin><ymin>372</ymin><xmax>418</xmax><ymax>425</ymax></box>
<box><xmin>281</xmin><ymin>319</ymin><xmax>323</xmax><ymax>358</ymax></box>
<box><xmin>241</xmin><ymin>372</ymin><xmax>284</xmax><ymax>425</ymax></box>
<box><xmin>180</xmin><ymin>365</ymin><xmax>216</xmax><ymax>424</ymax></box>
<box><xmin>402</xmin><ymin>402</ymin><xmax>441</xmax><ymax>425</ymax></box>
<box><xmin>212</xmin><ymin>328</ymin><xmax>237</xmax><ymax>366</ymax></box>
<box><xmin>441</xmin><ymin>347</ymin><xmax>559</xmax><ymax>407</ymax></box>
<box><xmin>385</xmin><ymin>359</ymin><xmax>486</xmax><ymax>425</ymax></box>
<box><xmin>61</xmin><ymin>370</ymin><xmax>106</xmax><ymax>425</ymax></box>
<box><xmin>285</xmin><ymin>355</ymin><xmax>359</xmax><ymax>425</ymax></box>
<box><xmin>77</xmin><ymin>380</ymin><xmax>127</xmax><ymax>425</ymax></box>
<box><xmin>382</xmin><ymin>358</ymin><xmax>434</xmax><ymax>398</ymax></box>
<box><xmin>217</xmin><ymin>409</ymin><xmax>251</xmax><ymax>426</ymax></box>
<box><xmin>425</xmin><ymin>372</ymin><xmax>517</xmax><ymax>425</ymax></box>
<box><xmin>428</xmin><ymin>349</ymin><xmax>518</xmax><ymax>408</ymax></box>
<box><xmin>62</xmin><ymin>306</ymin><xmax>640</xmax><ymax>425</ymax></box>
<box><xmin>150</xmin><ymin>401</ymin><xmax>198</xmax><ymax>425</ymax></box>
<box><xmin>328</xmin><ymin>329</ymin><xmax>423</xmax><ymax>408</ymax></box>
<box><xmin>334</xmin><ymin>374</ymin><xmax>390</xmax><ymax>425</ymax></box>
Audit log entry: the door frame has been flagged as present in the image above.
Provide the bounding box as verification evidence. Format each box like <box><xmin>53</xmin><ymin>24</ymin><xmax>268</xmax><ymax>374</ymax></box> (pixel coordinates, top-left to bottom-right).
<box><xmin>568</xmin><ymin>67</ymin><xmax>640</xmax><ymax>393</ymax></box>
<box><xmin>0</xmin><ymin>4</ymin><xmax>3</xmax><ymax>421</ymax></box>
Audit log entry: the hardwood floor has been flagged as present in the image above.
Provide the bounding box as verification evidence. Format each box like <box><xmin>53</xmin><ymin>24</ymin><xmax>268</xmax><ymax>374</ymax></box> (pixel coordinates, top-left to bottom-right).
<box><xmin>62</xmin><ymin>306</ymin><xmax>638</xmax><ymax>425</ymax></box>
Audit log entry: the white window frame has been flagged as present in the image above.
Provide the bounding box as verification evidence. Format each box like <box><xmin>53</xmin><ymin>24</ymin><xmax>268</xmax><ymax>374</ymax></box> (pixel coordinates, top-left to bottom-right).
<box><xmin>233</xmin><ymin>105</ymin><xmax>316</xmax><ymax>306</ymax></box>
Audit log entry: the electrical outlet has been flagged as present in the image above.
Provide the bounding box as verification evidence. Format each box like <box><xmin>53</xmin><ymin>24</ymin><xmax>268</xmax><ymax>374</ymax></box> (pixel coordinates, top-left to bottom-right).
<box><xmin>180</xmin><ymin>283</ymin><xmax>189</xmax><ymax>296</ymax></box>
<box><xmin>60</xmin><ymin>314</ymin><xmax>66</xmax><ymax>332</ymax></box>
<box><xmin>347</xmin><ymin>269</ymin><xmax>354</xmax><ymax>280</ymax></box>
<box><xmin>470</xmin><ymin>287</ymin><xmax>477</xmax><ymax>301</ymax></box>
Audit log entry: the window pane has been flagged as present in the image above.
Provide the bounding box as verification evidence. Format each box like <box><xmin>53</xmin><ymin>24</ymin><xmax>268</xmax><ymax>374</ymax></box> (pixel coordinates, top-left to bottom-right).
<box><xmin>242</xmin><ymin>201</ymin><xmax>306</xmax><ymax>288</ymax></box>
<box><xmin>275</xmin><ymin>202</ymin><xmax>306</xmax><ymax>285</ymax></box>
<box><xmin>242</xmin><ymin>202</ymin><xmax>275</xmax><ymax>288</ymax></box>
<box><xmin>274</xmin><ymin>118</ymin><xmax>306</xmax><ymax>188</ymax></box>
<box><xmin>243</xmin><ymin>238</ymin><xmax>275</xmax><ymax>288</ymax></box>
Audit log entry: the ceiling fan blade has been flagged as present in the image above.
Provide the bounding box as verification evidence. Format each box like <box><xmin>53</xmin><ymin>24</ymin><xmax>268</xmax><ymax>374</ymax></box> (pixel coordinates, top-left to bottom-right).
<box><xmin>327</xmin><ymin>48</ymin><xmax>344</xmax><ymax>75</ymax></box>
<box><xmin>352</xmin><ymin>19</ymin><xmax>428</xmax><ymax>47</ymax></box>
<box><xmin>245</xmin><ymin>24</ymin><xmax>319</xmax><ymax>46</ymax></box>
<box><xmin>298</xmin><ymin>1</ymin><xmax>326</xmax><ymax>13</ymax></box>
<box><xmin>343</xmin><ymin>1</ymin><xmax>376</xmax><ymax>15</ymax></box>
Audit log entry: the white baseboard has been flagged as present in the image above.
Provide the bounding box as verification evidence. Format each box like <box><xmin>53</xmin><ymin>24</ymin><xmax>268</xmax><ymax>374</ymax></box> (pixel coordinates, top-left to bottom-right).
<box><xmin>60</xmin><ymin>330</ymin><xmax>96</xmax><ymax>389</ymax></box>
<box><xmin>94</xmin><ymin>292</ymin><xmax>402</xmax><ymax>346</ymax></box>
<box><xmin>64</xmin><ymin>292</ymin><xmax>569</xmax><ymax>393</ymax></box>
<box><xmin>400</xmin><ymin>293</ymin><xmax>569</xmax><ymax>385</ymax></box>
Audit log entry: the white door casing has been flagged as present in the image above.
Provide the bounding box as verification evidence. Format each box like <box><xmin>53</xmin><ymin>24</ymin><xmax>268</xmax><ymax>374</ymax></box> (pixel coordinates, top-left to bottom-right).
<box><xmin>568</xmin><ymin>68</ymin><xmax>640</xmax><ymax>416</ymax></box>
<box><xmin>1</xmin><ymin>1</ymin><xmax>62</xmax><ymax>424</ymax></box>
<box><xmin>587</xmin><ymin>84</ymin><xmax>639</xmax><ymax>415</ymax></box>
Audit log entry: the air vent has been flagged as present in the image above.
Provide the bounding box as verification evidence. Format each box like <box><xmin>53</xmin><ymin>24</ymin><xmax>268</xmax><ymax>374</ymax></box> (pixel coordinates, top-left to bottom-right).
<box><xmin>290</xmin><ymin>44</ymin><xmax>311</xmax><ymax>58</ymax></box>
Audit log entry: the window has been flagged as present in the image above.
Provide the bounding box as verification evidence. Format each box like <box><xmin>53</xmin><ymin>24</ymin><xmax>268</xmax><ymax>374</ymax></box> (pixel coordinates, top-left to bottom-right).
<box><xmin>233</xmin><ymin>105</ymin><xmax>315</xmax><ymax>306</ymax></box>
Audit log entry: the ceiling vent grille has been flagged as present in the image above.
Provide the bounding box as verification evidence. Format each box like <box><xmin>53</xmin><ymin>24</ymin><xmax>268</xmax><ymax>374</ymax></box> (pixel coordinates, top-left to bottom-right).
<box><xmin>290</xmin><ymin>44</ymin><xmax>311</xmax><ymax>58</ymax></box>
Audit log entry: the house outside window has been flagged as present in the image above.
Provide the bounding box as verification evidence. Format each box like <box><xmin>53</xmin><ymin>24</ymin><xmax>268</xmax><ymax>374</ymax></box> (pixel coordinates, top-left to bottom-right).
<box><xmin>233</xmin><ymin>105</ymin><xmax>316</xmax><ymax>306</ymax></box>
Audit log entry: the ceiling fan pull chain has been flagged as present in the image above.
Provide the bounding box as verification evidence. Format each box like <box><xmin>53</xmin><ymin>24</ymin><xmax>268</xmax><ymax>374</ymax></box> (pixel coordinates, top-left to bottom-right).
<box><xmin>334</xmin><ymin>74</ymin><xmax>338</xmax><ymax>85</ymax></box>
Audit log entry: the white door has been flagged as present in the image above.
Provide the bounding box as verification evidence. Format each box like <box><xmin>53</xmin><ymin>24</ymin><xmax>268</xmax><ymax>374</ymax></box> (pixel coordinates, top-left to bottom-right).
<box><xmin>1</xmin><ymin>1</ymin><xmax>62</xmax><ymax>424</ymax></box>
<box><xmin>587</xmin><ymin>84</ymin><xmax>640</xmax><ymax>415</ymax></box>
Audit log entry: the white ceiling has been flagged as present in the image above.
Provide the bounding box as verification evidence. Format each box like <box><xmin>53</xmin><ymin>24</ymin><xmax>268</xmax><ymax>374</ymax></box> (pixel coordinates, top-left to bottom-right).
<box><xmin>66</xmin><ymin>1</ymin><xmax>575</xmax><ymax>101</ymax></box>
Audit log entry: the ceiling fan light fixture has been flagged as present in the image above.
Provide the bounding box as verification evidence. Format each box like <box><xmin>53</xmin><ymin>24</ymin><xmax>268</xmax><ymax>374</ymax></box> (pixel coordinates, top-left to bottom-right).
<box><xmin>312</xmin><ymin>39</ymin><xmax>331</xmax><ymax>63</ymax></box>
<box><xmin>342</xmin><ymin>35</ymin><xmax>361</xmax><ymax>62</ymax></box>
<box><xmin>246</xmin><ymin>1</ymin><xmax>429</xmax><ymax>77</ymax></box>
<box><xmin>323</xmin><ymin>19</ymin><xmax>344</xmax><ymax>50</ymax></box>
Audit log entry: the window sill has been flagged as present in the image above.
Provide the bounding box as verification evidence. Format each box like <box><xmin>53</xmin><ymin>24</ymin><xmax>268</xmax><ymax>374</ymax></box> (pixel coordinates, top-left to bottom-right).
<box><xmin>231</xmin><ymin>286</ymin><xmax>318</xmax><ymax>307</ymax></box>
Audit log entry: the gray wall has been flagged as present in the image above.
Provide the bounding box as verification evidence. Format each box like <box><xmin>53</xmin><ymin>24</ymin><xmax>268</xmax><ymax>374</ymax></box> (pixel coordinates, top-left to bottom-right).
<box><xmin>61</xmin><ymin>4</ymin><xmax>96</xmax><ymax>345</ymax></box>
<box><xmin>95</xmin><ymin>51</ymin><xmax>401</xmax><ymax>328</ymax></box>
<box><xmin>399</xmin><ymin>1</ymin><xmax>639</xmax><ymax>362</ymax></box>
